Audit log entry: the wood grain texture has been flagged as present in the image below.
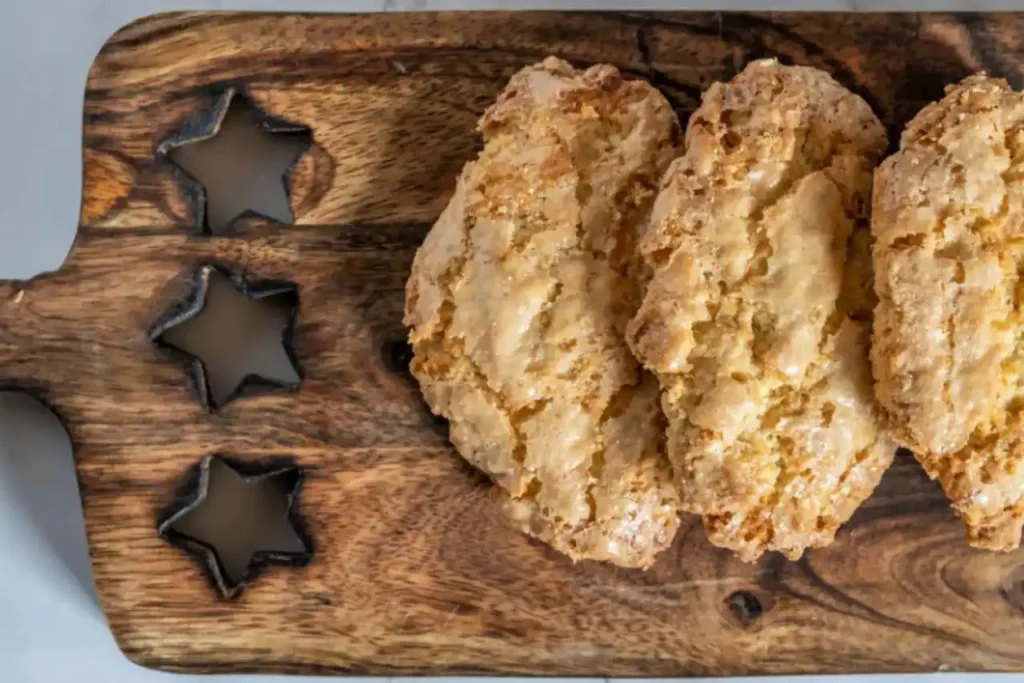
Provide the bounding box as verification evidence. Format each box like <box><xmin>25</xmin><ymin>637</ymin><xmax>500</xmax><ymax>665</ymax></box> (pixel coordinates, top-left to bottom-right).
<box><xmin>4</xmin><ymin>9</ymin><xmax>1024</xmax><ymax>675</ymax></box>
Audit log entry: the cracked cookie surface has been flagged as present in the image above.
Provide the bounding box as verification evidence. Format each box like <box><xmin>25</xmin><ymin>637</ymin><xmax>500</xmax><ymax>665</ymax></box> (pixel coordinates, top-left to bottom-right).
<box><xmin>405</xmin><ymin>57</ymin><xmax>683</xmax><ymax>567</ymax></box>
<box><xmin>627</xmin><ymin>59</ymin><xmax>894</xmax><ymax>562</ymax></box>
<box><xmin>873</xmin><ymin>75</ymin><xmax>1024</xmax><ymax>551</ymax></box>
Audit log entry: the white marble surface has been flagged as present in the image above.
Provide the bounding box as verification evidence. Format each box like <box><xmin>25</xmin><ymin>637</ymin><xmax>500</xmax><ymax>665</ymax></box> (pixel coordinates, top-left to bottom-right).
<box><xmin>2</xmin><ymin>1</ymin><xmax>1024</xmax><ymax>681</ymax></box>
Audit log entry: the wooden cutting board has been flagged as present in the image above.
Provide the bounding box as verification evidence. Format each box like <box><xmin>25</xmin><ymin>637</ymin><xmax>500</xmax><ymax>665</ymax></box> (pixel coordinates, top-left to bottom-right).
<box><xmin>3</xmin><ymin>10</ymin><xmax>1024</xmax><ymax>676</ymax></box>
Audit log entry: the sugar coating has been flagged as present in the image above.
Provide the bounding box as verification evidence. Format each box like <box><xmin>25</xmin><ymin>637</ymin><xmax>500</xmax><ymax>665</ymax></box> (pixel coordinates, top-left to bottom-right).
<box><xmin>405</xmin><ymin>58</ymin><xmax>683</xmax><ymax>567</ymax></box>
<box><xmin>874</xmin><ymin>74</ymin><xmax>1024</xmax><ymax>551</ymax></box>
<box><xmin>628</xmin><ymin>60</ymin><xmax>894</xmax><ymax>562</ymax></box>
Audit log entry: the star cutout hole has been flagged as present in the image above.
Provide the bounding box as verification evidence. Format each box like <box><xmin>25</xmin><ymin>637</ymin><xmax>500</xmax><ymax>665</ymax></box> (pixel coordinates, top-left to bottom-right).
<box><xmin>162</xmin><ymin>90</ymin><xmax>311</xmax><ymax>234</ymax></box>
<box><xmin>158</xmin><ymin>454</ymin><xmax>312</xmax><ymax>599</ymax></box>
<box><xmin>150</xmin><ymin>264</ymin><xmax>301</xmax><ymax>411</ymax></box>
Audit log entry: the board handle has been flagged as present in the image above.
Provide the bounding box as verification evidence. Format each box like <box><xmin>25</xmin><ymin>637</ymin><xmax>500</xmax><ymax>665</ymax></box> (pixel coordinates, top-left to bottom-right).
<box><xmin>0</xmin><ymin>277</ymin><xmax>66</xmax><ymax>400</ymax></box>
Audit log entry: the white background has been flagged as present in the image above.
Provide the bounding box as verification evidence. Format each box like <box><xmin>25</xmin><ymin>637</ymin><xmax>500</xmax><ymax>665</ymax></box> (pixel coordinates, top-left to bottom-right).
<box><xmin>2</xmin><ymin>1</ymin><xmax>1024</xmax><ymax>682</ymax></box>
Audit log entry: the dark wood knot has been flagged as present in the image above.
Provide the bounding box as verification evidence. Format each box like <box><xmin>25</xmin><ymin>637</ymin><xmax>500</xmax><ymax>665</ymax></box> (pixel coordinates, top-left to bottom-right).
<box><xmin>382</xmin><ymin>339</ymin><xmax>414</xmax><ymax>374</ymax></box>
<box><xmin>726</xmin><ymin>590</ymin><xmax>764</xmax><ymax>627</ymax></box>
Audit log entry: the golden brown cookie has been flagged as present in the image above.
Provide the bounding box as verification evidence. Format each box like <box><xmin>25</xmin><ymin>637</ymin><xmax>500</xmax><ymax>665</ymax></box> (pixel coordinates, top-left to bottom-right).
<box><xmin>627</xmin><ymin>59</ymin><xmax>894</xmax><ymax>562</ymax></box>
<box><xmin>404</xmin><ymin>57</ymin><xmax>683</xmax><ymax>567</ymax></box>
<box><xmin>873</xmin><ymin>74</ymin><xmax>1024</xmax><ymax>551</ymax></box>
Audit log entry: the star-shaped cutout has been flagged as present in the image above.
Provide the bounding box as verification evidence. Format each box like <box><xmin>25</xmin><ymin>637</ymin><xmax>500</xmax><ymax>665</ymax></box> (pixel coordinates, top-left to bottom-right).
<box><xmin>157</xmin><ymin>454</ymin><xmax>312</xmax><ymax>599</ymax></box>
<box><xmin>149</xmin><ymin>263</ymin><xmax>302</xmax><ymax>411</ymax></box>
<box><xmin>159</xmin><ymin>89</ymin><xmax>311</xmax><ymax>234</ymax></box>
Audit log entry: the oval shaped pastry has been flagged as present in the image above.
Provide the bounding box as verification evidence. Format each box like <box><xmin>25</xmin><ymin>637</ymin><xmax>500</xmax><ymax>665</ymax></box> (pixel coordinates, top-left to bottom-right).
<box><xmin>405</xmin><ymin>58</ymin><xmax>683</xmax><ymax>567</ymax></box>
<box><xmin>873</xmin><ymin>75</ymin><xmax>1024</xmax><ymax>550</ymax></box>
<box><xmin>627</xmin><ymin>59</ymin><xmax>894</xmax><ymax>562</ymax></box>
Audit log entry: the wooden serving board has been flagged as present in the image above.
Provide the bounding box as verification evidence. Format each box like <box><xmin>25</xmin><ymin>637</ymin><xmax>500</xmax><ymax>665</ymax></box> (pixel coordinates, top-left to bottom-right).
<box><xmin>4</xmin><ymin>10</ymin><xmax>1024</xmax><ymax>676</ymax></box>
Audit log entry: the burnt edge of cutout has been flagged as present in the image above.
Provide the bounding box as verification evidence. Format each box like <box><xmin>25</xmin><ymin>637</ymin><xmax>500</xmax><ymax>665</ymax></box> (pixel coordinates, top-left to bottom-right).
<box><xmin>156</xmin><ymin>453</ymin><xmax>314</xmax><ymax>600</ymax></box>
<box><xmin>147</xmin><ymin>262</ymin><xmax>303</xmax><ymax>412</ymax></box>
<box><xmin>155</xmin><ymin>85</ymin><xmax>312</xmax><ymax>235</ymax></box>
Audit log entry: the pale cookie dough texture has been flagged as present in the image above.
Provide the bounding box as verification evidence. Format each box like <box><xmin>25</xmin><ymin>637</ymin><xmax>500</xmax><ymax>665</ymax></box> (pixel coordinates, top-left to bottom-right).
<box><xmin>627</xmin><ymin>59</ymin><xmax>895</xmax><ymax>562</ymax></box>
<box><xmin>405</xmin><ymin>58</ymin><xmax>683</xmax><ymax>567</ymax></box>
<box><xmin>873</xmin><ymin>75</ymin><xmax>1024</xmax><ymax>551</ymax></box>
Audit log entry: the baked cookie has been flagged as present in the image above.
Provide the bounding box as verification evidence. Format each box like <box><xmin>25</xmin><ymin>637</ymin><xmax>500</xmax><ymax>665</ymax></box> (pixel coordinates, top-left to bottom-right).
<box><xmin>627</xmin><ymin>59</ymin><xmax>894</xmax><ymax>562</ymax></box>
<box><xmin>405</xmin><ymin>58</ymin><xmax>683</xmax><ymax>567</ymax></box>
<box><xmin>873</xmin><ymin>74</ymin><xmax>1024</xmax><ymax>550</ymax></box>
